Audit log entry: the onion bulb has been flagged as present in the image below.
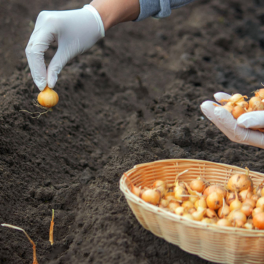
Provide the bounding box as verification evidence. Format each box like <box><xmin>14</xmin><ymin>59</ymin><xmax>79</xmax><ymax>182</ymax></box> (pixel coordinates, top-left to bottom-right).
<box><xmin>218</xmin><ymin>198</ymin><xmax>230</xmax><ymax>218</ymax></box>
<box><xmin>261</xmin><ymin>187</ymin><xmax>264</xmax><ymax>197</ymax></box>
<box><xmin>183</xmin><ymin>213</ymin><xmax>194</xmax><ymax>220</ymax></box>
<box><xmin>229</xmin><ymin>211</ymin><xmax>247</xmax><ymax>224</ymax></box>
<box><xmin>192</xmin><ymin>209</ymin><xmax>206</xmax><ymax>221</ymax></box>
<box><xmin>230</xmin><ymin>192</ymin><xmax>242</xmax><ymax>211</ymax></box>
<box><xmin>253</xmin><ymin>212</ymin><xmax>264</xmax><ymax>229</ymax></box>
<box><xmin>236</xmin><ymin>100</ymin><xmax>249</xmax><ymax>109</ymax></box>
<box><xmin>206</xmin><ymin>208</ymin><xmax>217</xmax><ymax>218</ymax></box>
<box><xmin>240</xmin><ymin>204</ymin><xmax>253</xmax><ymax>217</ymax></box>
<box><xmin>190</xmin><ymin>178</ymin><xmax>206</xmax><ymax>193</ymax></box>
<box><xmin>141</xmin><ymin>189</ymin><xmax>161</xmax><ymax>205</ymax></box>
<box><xmin>239</xmin><ymin>187</ymin><xmax>252</xmax><ymax>201</ymax></box>
<box><xmin>167</xmin><ymin>201</ymin><xmax>180</xmax><ymax>211</ymax></box>
<box><xmin>159</xmin><ymin>199</ymin><xmax>169</xmax><ymax>208</ymax></box>
<box><xmin>175</xmin><ymin>207</ymin><xmax>185</xmax><ymax>216</ymax></box>
<box><xmin>232</xmin><ymin>105</ymin><xmax>246</xmax><ymax>119</ymax></box>
<box><xmin>206</xmin><ymin>192</ymin><xmax>223</xmax><ymax>210</ymax></box>
<box><xmin>243</xmin><ymin>198</ymin><xmax>256</xmax><ymax>208</ymax></box>
<box><xmin>251</xmin><ymin>194</ymin><xmax>260</xmax><ymax>202</ymax></box>
<box><xmin>195</xmin><ymin>197</ymin><xmax>207</xmax><ymax>209</ymax></box>
<box><xmin>252</xmin><ymin>207</ymin><xmax>263</xmax><ymax>217</ymax></box>
<box><xmin>227</xmin><ymin>170</ymin><xmax>253</xmax><ymax>192</ymax></box>
<box><xmin>37</xmin><ymin>86</ymin><xmax>59</xmax><ymax>108</ymax></box>
<box><xmin>255</xmin><ymin>88</ymin><xmax>264</xmax><ymax>99</ymax></box>
<box><xmin>226</xmin><ymin>192</ymin><xmax>237</xmax><ymax>205</ymax></box>
<box><xmin>249</xmin><ymin>96</ymin><xmax>264</xmax><ymax>111</ymax></box>
<box><xmin>256</xmin><ymin>197</ymin><xmax>264</xmax><ymax>208</ymax></box>
<box><xmin>244</xmin><ymin>222</ymin><xmax>254</xmax><ymax>230</ymax></box>
<box><xmin>182</xmin><ymin>201</ymin><xmax>194</xmax><ymax>210</ymax></box>
<box><xmin>131</xmin><ymin>185</ymin><xmax>141</xmax><ymax>197</ymax></box>
<box><xmin>203</xmin><ymin>185</ymin><xmax>226</xmax><ymax>198</ymax></box>
<box><xmin>216</xmin><ymin>219</ymin><xmax>232</xmax><ymax>227</ymax></box>
<box><xmin>174</xmin><ymin>186</ymin><xmax>189</xmax><ymax>201</ymax></box>
<box><xmin>201</xmin><ymin>218</ymin><xmax>214</xmax><ymax>224</ymax></box>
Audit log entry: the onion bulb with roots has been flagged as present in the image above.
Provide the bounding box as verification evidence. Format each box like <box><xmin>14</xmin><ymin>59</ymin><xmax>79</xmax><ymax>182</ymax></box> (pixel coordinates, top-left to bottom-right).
<box><xmin>218</xmin><ymin>198</ymin><xmax>230</xmax><ymax>218</ymax></box>
<box><xmin>190</xmin><ymin>178</ymin><xmax>206</xmax><ymax>193</ymax></box>
<box><xmin>227</xmin><ymin>170</ymin><xmax>253</xmax><ymax>192</ymax></box>
<box><xmin>232</xmin><ymin>105</ymin><xmax>246</xmax><ymax>119</ymax></box>
<box><xmin>216</xmin><ymin>219</ymin><xmax>232</xmax><ymax>227</ymax></box>
<box><xmin>37</xmin><ymin>86</ymin><xmax>59</xmax><ymax>108</ymax></box>
<box><xmin>253</xmin><ymin>212</ymin><xmax>264</xmax><ymax>229</ymax></box>
<box><xmin>203</xmin><ymin>185</ymin><xmax>226</xmax><ymax>198</ymax></box>
<box><xmin>230</xmin><ymin>192</ymin><xmax>242</xmax><ymax>211</ymax></box>
<box><xmin>206</xmin><ymin>192</ymin><xmax>223</xmax><ymax>210</ymax></box>
<box><xmin>141</xmin><ymin>189</ymin><xmax>161</xmax><ymax>205</ymax></box>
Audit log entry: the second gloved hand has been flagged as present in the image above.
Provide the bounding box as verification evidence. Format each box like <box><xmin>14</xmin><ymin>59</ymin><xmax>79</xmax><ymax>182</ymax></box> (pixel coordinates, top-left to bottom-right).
<box><xmin>25</xmin><ymin>5</ymin><xmax>105</xmax><ymax>91</ymax></box>
<box><xmin>200</xmin><ymin>92</ymin><xmax>264</xmax><ymax>149</ymax></box>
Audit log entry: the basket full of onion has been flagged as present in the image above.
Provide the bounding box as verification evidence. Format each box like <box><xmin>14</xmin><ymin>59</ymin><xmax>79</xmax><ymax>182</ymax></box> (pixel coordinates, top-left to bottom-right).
<box><xmin>119</xmin><ymin>159</ymin><xmax>264</xmax><ymax>264</ymax></box>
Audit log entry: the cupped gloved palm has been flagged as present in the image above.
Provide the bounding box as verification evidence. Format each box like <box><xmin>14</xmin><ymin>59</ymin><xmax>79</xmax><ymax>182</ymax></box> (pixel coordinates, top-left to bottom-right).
<box><xmin>25</xmin><ymin>5</ymin><xmax>105</xmax><ymax>91</ymax></box>
<box><xmin>200</xmin><ymin>92</ymin><xmax>264</xmax><ymax>149</ymax></box>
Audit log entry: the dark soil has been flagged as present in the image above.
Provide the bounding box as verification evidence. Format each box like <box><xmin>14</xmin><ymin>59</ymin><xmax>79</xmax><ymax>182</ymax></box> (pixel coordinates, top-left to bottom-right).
<box><xmin>1</xmin><ymin>0</ymin><xmax>264</xmax><ymax>263</ymax></box>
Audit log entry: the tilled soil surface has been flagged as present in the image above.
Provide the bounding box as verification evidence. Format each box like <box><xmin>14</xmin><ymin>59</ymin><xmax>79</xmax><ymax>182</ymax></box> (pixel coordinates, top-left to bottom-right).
<box><xmin>1</xmin><ymin>0</ymin><xmax>264</xmax><ymax>263</ymax></box>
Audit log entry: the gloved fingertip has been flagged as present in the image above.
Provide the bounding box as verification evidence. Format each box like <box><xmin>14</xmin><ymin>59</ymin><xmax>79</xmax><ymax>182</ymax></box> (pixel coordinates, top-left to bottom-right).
<box><xmin>47</xmin><ymin>72</ymin><xmax>58</xmax><ymax>89</ymax></box>
<box><xmin>35</xmin><ymin>79</ymin><xmax>47</xmax><ymax>91</ymax></box>
<box><xmin>214</xmin><ymin>92</ymin><xmax>231</xmax><ymax>103</ymax></box>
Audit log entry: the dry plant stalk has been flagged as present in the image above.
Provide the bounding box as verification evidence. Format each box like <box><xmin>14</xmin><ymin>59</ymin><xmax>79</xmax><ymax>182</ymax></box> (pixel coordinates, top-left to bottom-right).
<box><xmin>1</xmin><ymin>223</ymin><xmax>38</xmax><ymax>264</ymax></box>
<box><xmin>49</xmin><ymin>209</ymin><xmax>54</xmax><ymax>245</ymax></box>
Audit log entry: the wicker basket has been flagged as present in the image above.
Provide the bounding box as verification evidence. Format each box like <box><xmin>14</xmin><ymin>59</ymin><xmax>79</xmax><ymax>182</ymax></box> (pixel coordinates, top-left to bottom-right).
<box><xmin>119</xmin><ymin>159</ymin><xmax>264</xmax><ymax>264</ymax></box>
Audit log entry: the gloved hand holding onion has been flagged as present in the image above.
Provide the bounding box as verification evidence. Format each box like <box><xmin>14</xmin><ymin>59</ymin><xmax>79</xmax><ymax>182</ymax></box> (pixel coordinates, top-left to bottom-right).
<box><xmin>126</xmin><ymin>169</ymin><xmax>264</xmax><ymax>230</ymax></box>
<box><xmin>215</xmin><ymin>89</ymin><xmax>264</xmax><ymax>132</ymax></box>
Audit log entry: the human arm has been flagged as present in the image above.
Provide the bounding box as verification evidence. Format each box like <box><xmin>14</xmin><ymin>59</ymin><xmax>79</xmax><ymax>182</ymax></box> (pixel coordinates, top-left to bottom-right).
<box><xmin>200</xmin><ymin>93</ymin><xmax>264</xmax><ymax>149</ymax></box>
<box><xmin>26</xmin><ymin>0</ymin><xmax>196</xmax><ymax>91</ymax></box>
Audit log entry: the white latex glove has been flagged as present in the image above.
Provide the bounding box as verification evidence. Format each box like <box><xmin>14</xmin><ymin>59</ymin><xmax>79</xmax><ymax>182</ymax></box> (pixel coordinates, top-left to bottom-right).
<box><xmin>200</xmin><ymin>92</ymin><xmax>264</xmax><ymax>149</ymax></box>
<box><xmin>25</xmin><ymin>5</ymin><xmax>105</xmax><ymax>91</ymax></box>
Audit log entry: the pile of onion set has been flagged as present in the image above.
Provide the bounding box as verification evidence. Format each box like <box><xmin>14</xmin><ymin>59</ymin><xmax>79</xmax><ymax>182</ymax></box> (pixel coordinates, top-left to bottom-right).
<box><xmin>216</xmin><ymin>89</ymin><xmax>264</xmax><ymax>132</ymax></box>
<box><xmin>126</xmin><ymin>168</ymin><xmax>264</xmax><ymax>230</ymax></box>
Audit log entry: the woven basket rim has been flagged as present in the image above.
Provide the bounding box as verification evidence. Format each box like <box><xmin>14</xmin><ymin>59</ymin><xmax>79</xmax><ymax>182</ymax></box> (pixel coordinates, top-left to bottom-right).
<box><xmin>120</xmin><ymin>158</ymin><xmax>264</xmax><ymax>237</ymax></box>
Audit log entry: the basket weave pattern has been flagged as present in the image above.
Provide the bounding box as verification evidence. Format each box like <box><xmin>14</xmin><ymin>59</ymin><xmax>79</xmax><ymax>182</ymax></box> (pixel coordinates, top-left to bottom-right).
<box><xmin>119</xmin><ymin>159</ymin><xmax>264</xmax><ymax>264</ymax></box>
